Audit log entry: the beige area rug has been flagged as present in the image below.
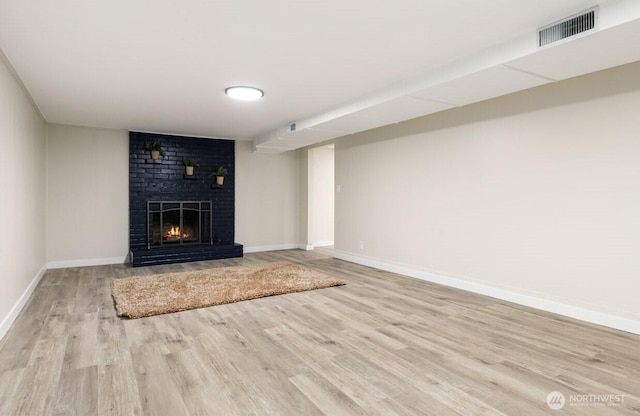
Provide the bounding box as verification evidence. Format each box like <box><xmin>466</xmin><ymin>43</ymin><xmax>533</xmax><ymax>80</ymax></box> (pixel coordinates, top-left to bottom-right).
<box><xmin>111</xmin><ymin>262</ymin><xmax>346</xmax><ymax>319</ymax></box>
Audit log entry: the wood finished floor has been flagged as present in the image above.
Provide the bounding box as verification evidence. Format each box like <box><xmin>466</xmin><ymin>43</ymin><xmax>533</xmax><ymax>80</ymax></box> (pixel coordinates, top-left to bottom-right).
<box><xmin>0</xmin><ymin>249</ymin><xmax>639</xmax><ymax>415</ymax></box>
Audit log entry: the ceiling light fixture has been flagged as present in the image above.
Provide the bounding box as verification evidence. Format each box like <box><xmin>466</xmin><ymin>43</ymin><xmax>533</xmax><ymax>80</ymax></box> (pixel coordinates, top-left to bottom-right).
<box><xmin>225</xmin><ymin>86</ymin><xmax>264</xmax><ymax>101</ymax></box>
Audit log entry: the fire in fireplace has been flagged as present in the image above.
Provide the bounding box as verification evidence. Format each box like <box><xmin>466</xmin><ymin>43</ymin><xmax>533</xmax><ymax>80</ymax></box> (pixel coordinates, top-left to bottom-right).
<box><xmin>147</xmin><ymin>201</ymin><xmax>212</xmax><ymax>248</ymax></box>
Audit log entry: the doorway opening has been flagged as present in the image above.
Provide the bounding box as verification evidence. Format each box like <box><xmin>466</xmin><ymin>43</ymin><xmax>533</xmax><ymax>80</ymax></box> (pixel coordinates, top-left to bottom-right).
<box><xmin>308</xmin><ymin>144</ymin><xmax>334</xmax><ymax>249</ymax></box>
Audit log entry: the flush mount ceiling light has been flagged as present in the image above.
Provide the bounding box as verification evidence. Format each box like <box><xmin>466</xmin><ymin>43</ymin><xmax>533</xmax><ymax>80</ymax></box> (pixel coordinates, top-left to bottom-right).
<box><xmin>225</xmin><ymin>86</ymin><xmax>264</xmax><ymax>101</ymax></box>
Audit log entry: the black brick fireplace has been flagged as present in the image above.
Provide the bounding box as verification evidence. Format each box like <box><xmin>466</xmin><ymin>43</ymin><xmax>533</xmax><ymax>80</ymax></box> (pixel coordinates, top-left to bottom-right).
<box><xmin>129</xmin><ymin>131</ymin><xmax>243</xmax><ymax>266</ymax></box>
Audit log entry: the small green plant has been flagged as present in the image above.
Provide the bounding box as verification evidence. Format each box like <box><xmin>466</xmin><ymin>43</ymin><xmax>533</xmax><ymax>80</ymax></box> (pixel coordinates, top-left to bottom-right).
<box><xmin>210</xmin><ymin>166</ymin><xmax>228</xmax><ymax>177</ymax></box>
<box><xmin>182</xmin><ymin>157</ymin><xmax>200</xmax><ymax>167</ymax></box>
<box><xmin>144</xmin><ymin>139</ymin><xmax>166</xmax><ymax>156</ymax></box>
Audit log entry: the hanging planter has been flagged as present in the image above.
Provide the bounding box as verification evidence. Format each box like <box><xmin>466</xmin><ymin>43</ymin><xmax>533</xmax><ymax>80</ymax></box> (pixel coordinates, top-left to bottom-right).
<box><xmin>183</xmin><ymin>157</ymin><xmax>199</xmax><ymax>176</ymax></box>
<box><xmin>145</xmin><ymin>139</ymin><xmax>165</xmax><ymax>160</ymax></box>
<box><xmin>210</xmin><ymin>166</ymin><xmax>228</xmax><ymax>186</ymax></box>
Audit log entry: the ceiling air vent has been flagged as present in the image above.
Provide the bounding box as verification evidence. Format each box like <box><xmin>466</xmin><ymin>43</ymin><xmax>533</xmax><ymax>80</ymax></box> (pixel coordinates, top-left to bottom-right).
<box><xmin>538</xmin><ymin>7</ymin><xmax>598</xmax><ymax>47</ymax></box>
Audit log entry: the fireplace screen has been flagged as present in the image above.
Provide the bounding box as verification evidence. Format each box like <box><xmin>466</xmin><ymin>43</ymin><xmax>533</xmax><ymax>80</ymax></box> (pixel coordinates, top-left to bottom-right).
<box><xmin>147</xmin><ymin>201</ymin><xmax>212</xmax><ymax>248</ymax></box>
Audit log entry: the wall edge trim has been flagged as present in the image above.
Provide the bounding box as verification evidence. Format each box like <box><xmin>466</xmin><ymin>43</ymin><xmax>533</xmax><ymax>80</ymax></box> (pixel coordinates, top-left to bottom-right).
<box><xmin>243</xmin><ymin>244</ymin><xmax>311</xmax><ymax>253</ymax></box>
<box><xmin>312</xmin><ymin>241</ymin><xmax>334</xmax><ymax>247</ymax></box>
<box><xmin>0</xmin><ymin>265</ymin><xmax>47</xmax><ymax>341</ymax></box>
<box><xmin>333</xmin><ymin>250</ymin><xmax>640</xmax><ymax>336</ymax></box>
<box><xmin>47</xmin><ymin>256</ymin><xmax>127</xmax><ymax>269</ymax></box>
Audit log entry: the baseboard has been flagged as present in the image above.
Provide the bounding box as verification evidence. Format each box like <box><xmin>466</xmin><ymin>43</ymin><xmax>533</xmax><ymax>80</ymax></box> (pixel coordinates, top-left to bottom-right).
<box><xmin>312</xmin><ymin>241</ymin><xmax>334</xmax><ymax>248</ymax></box>
<box><xmin>243</xmin><ymin>244</ymin><xmax>308</xmax><ymax>254</ymax></box>
<box><xmin>0</xmin><ymin>266</ymin><xmax>46</xmax><ymax>341</ymax></box>
<box><xmin>333</xmin><ymin>250</ymin><xmax>640</xmax><ymax>336</ymax></box>
<box><xmin>46</xmin><ymin>256</ymin><xmax>128</xmax><ymax>269</ymax></box>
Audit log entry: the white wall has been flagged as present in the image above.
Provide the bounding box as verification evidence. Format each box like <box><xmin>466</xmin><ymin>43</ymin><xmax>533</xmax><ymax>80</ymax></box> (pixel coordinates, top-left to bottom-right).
<box><xmin>44</xmin><ymin>130</ymin><xmax>302</xmax><ymax>263</ymax></box>
<box><xmin>335</xmin><ymin>61</ymin><xmax>640</xmax><ymax>332</ymax></box>
<box><xmin>0</xmin><ymin>52</ymin><xmax>46</xmax><ymax>339</ymax></box>
<box><xmin>308</xmin><ymin>144</ymin><xmax>334</xmax><ymax>246</ymax></box>
<box><xmin>46</xmin><ymin>124</ymin><xmax>129</xmax><ymax>267</ymax></box>
<box><xmin>235</xmin><ymin>141</ymin><xmax>300</xmax><ymax>251</ymax></box>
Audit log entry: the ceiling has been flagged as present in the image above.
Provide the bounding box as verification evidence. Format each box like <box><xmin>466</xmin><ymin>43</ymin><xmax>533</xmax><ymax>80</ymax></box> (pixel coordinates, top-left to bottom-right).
<box><xmin>1</xmin><ymin>0</ymin><xmax>639</xmax><ymax>152</ymax></box>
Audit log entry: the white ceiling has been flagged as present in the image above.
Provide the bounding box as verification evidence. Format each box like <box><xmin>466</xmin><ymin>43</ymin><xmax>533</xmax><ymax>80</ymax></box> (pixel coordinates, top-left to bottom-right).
<box><xmin>1</xmin><ymin>0</ymin><xmax>639</xmax><ymax>152</ymax></box>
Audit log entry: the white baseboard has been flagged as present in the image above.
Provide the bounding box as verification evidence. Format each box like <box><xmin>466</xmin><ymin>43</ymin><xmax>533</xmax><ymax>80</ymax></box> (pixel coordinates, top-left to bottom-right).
<box><xmin>47</xmin><ymin>256</ymin><xmax>128</xmax><ymax>269</ymax></box>
<box><xmin>243</xmin><ymin>244</ymin><xmax>309</xmax><ymax>254</ymax></box>
<box><xmin>0</xmin><ymin>266</ymin><xmax>46</xmax><ymax>341</ymax></box>
<box><xmin>333</xmin><ymin>250</ymin><xmax>640</xmax><ymax>336</ymax></box>
<box><xmin>312</xmin><ymin>241</ymin><xmax>334</xmax><ymax>248</ymax></box>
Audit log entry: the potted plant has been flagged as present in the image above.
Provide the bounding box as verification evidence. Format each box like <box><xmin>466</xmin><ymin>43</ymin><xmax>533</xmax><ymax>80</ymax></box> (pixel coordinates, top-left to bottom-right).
<box><xmin>210</xmin><ymin>166</ymin><xmax>228</xmax><ymax>185</ymax></box>
<box><xmin>183</xmin><ymin>157</ymin><xmax>200</xmax><ymax>175</ymax></box>
<box><xmin>145</xmin><ymin>139</ymin><xmax>165</xmax><ymax>160</ymax></box>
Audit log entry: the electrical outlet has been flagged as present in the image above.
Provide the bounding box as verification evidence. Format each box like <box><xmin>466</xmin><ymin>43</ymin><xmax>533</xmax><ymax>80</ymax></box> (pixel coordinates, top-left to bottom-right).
<box><xmin>358</xmin><ymin>240</ymin><xmax>364</xmax><ymax>250</ymax></box>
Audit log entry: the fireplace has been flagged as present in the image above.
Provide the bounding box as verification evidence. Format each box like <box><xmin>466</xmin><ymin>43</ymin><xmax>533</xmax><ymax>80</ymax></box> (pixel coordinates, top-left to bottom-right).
<box><xmin>130</xmin><ymin>132</ymin><xmax>242</xmax><ymax>266</ymax></box>
<box><xmin>147</xmin><ymin>201</ymin><xmax>212</xmax><ymax>249</ymax></box>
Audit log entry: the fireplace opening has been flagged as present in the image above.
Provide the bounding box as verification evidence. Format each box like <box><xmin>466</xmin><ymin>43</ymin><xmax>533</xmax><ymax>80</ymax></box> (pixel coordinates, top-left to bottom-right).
<box><xmin>147</xmin><ymin>201</ymin><xmax>212</xmax><ymax>248</ymax></box>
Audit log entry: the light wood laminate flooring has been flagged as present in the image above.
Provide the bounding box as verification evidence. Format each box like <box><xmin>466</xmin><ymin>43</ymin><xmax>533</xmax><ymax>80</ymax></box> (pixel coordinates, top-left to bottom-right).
<box><xmin>0</xmin><ymin>249</ymin><xmax>639</xmax><ymax>415</ymax></box>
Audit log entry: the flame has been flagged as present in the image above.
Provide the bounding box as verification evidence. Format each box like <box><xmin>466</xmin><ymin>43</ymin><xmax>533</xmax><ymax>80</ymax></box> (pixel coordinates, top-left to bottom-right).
<box><xmin>165</xmin><ymin>225</ymin><xmax>189</xmax><ymax>239</ymax></box>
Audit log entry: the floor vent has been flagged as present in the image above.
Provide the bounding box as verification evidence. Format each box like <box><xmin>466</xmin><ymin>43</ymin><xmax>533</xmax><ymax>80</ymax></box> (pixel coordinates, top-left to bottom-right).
<box><xmin>539</xmin><ymin>7</ymin><xmax>597</xmax><ymax>47</ymax></box>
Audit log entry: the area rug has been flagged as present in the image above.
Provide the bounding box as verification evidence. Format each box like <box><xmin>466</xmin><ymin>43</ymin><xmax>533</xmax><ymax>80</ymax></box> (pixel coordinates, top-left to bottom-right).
<box><xmin>111</xmin><ymin>262</ymin><xmax>346</xmax><ymax>319</ymax></box>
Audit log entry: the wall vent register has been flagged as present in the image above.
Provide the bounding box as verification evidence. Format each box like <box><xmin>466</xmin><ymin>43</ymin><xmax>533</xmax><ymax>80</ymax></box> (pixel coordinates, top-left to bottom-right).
<box><xmin>538</xmin><ymin>7</ymin><xmax>597</xmax><ymax>47</ymax></box>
